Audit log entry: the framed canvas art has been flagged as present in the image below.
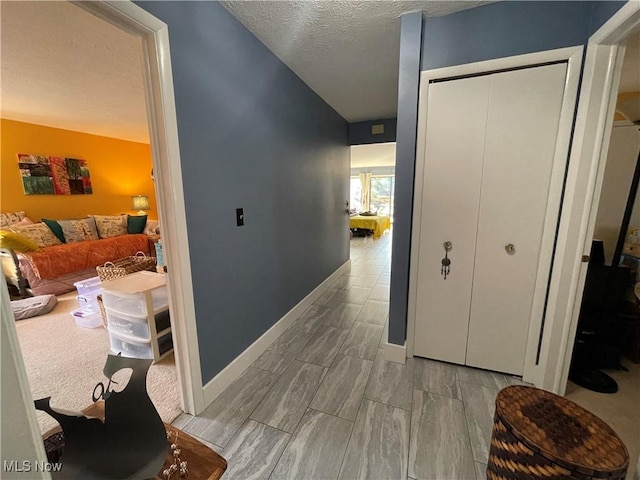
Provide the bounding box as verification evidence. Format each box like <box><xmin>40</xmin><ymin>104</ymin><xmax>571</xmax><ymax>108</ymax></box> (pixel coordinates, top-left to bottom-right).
<box><xmin>18</xmin><ymin>154</ymin><xmax>92</xmax><ymax>195</ymax></box>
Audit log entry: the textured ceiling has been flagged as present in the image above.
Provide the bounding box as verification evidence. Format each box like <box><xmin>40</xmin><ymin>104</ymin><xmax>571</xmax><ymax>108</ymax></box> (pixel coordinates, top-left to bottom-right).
<box><xmin>220</xmin><ymin>1</ymin><xmax>488</xmax><ymax>122</ymax></box>
<box><xmin>1</xmin><ymin>1</ymin><xmax>148</xmax><ymax>143</ymax></box>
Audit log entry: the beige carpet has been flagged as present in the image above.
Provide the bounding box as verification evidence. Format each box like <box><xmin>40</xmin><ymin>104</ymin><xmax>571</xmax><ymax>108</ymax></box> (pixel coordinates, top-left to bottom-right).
<box><xmin>14</xmin><ymin>291</ymin><xmax>182</xmax><ymax>433</ymax></box>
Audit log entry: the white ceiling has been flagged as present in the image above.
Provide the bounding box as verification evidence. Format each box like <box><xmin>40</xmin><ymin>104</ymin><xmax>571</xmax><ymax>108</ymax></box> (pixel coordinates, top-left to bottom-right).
<box><xmin>0</xmin><ymin>1</ymin><xmax>148</xmax><ymax>143</ymax></box>
<box><xmin>351</xmin><ymin>142</ymin><xmax>396</xmax><ymax>168</ymax></box>
<box><xmin>220</xmin><ymin>1</ymin><xmax>487</xmax><ymax>122</ymax></box>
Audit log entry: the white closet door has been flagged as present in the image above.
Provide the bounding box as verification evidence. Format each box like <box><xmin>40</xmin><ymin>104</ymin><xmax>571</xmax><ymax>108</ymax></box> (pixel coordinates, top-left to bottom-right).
<box><xmin>465</xmin><ymin>63</ymin><xmax>567</xmax><ymax>375</ymax></box>
<box><xmin>413</xmin><ymin>75</ymin><xmax>490</xmax><ymax>363</ymax></box>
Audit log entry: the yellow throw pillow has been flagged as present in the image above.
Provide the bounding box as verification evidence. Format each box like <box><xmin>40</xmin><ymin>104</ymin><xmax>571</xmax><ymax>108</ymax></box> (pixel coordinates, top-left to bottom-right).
<box><xmin>0</xmin><ymin>230</ymin><xmax>39</xmax><ymax>252</ymax></box>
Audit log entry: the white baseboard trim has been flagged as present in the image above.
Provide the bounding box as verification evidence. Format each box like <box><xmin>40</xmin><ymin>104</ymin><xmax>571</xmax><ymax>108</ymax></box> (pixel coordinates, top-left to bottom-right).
<box><xmin>202</xmin><ymin>259</ymin><xmax>351</xmax><ymax>407</ymax></box>
<box><xmin>384</xmin><ymin>341</ymin><xmax>407</xmax><ymax>364</ymax></box>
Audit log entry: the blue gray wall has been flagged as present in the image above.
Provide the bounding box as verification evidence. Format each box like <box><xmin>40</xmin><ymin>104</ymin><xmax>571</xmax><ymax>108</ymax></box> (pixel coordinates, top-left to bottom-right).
<box><xmin>389</xmin><ymin>11</ymin><xmax>423</xmax><ymax>345</ymax></box>
<box><xmin>420</xmin><ymin>1</ymin><xmax>626</xmax><ymax>71</ymax></box>
<box><xmin>390</xmin><ymin>1</ymin><xmax>625</xmax><ymax>346</ymax></box>
<box><xmin>136</xmin><ymin>1</ymin><xmax>350</xmax><ymax>383</ymax></box>
<box><xmin>349</xmin><ymin>118</ymin><xmax>397</xmax><ymax>145</ymax></box>
<box><xmin>589</xmin><ymin>1</ymin><xmax>627</xmax><ymax>35</ymax></box>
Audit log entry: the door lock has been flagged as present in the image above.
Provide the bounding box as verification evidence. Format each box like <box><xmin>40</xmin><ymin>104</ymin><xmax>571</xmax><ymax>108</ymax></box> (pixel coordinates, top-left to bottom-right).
<box><xmin>505</xmin><ymin>243</ymin><xmax>515</xmax><ymax>255</ymax></box>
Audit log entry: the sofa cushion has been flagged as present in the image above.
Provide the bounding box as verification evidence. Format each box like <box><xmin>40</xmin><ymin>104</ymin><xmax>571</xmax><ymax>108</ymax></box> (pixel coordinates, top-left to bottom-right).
<box><xmin>10</xmin><ymin>223</ymin><xmax>62</xmax><ymax>248</ymax></box>
<box><xmin>144</xmin><ymin>219</ymin><xmax>160</xmax><ymax>235</ymax></box>
<box><xmin>127</xmin><ymin>215</ymin><xmax>147</xmax><ymax>234</ymax></box>
<box><xmin>58</xmin><ymin>218</ymin><xmax>99</xmax><ymax>243</ymax></box>
<box><xmin>19</xmin><ymin>233</ymin><xmax>150</xmax><ymax>280</ymax></box>
<box><xmin>0</xmin><ymin>211</ymin><xmax>26</xmax><ymax>228</ymax></box>
<box><xmin>91</xmin><ymin>215</ymin><xmax>127</xmax><ymax>238</ymax></box>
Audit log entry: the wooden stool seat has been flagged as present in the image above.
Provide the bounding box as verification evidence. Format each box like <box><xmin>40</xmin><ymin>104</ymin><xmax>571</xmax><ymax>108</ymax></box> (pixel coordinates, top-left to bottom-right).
<box><xmin>487</xmin><ymin>385</ymin><xmax>628</xmax><ymax>479</ymax></box>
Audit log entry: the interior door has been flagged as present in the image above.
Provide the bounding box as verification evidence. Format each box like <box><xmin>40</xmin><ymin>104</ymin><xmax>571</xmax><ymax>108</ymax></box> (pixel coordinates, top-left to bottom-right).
<box><xmin>465</xmin><ymin>64</ymin><xmax>568</xmax><ymax>375</ymax></box>
<box><xmin>413</xmin><ymin>75</ymin><xmax>490</xmax><ymax>363</ymax></box>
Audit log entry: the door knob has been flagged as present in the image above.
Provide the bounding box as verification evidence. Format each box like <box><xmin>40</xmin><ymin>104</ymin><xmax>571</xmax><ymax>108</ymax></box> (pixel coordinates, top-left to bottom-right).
<box><xmin>505</xmin><ymin>243</ymin><xmax>515</xmax><ymax>255</ymax></box>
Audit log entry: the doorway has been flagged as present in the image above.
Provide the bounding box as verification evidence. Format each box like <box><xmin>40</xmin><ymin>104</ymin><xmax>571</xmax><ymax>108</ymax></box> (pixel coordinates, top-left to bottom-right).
<box><xmin>350</xmin><ymin>142</ymin><xmax>396</xmax><ymax>220</ymax></box>
<box><xmin>563</xmin><ymin>28</ymin><xmax>640</xmax><ymax>476</ymax></box>
<box><xmin>1</xmin><ymin>0</ymin><xmax>203</xmax><ymax>457</ymax></box>
<box><xmin>0</xmin><ymin>0</ymin><xmax>184</xmax><ymax>431</ymax></box>
<box><xmin>75</xmin><ymin>0</ymin><xmax>204</xmax><ymax>416</ymax></box>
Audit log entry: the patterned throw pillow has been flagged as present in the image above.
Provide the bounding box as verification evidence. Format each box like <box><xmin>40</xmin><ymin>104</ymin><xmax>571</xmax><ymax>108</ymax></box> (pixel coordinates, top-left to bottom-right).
<box><xmin>91</xmin><ymin>215</ymin><xmax>127</xmax><ymax>238</ymax></box>
<box><xmin>12</xmin><ymin>217</ymin><xmax>34</xmax><ymax>226</ymax></box>
<box><xmin>58</xmin><ymin>218</ymin><xmax>100</xmax><ymax>243</ymax></box>
<box><xmin>0</xmin><ymin>211</ymin><xmax>26</xmax><ymax>228</ymax></box>
<box><xmin>10</xmin><ymin>223</ymin><xmax>62</xmax><ymax>248</ymax></box>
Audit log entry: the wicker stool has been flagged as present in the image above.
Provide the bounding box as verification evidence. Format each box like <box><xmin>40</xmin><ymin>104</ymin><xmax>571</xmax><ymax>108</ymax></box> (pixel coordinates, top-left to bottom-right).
<box><xmin>487</xmin><ymin>385</ymin><xmax>628</xmax><ymax>479</ymax></box>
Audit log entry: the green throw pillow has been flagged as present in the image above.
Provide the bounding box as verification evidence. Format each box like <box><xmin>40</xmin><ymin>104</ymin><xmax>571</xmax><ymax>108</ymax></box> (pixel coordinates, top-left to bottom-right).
<box><xmin>42</xmin><ymin>218</ymin><xmax>66</xmax><ymax>243</ymax></box>
<box><xmin>127</xmin><ymin>214</ymin><xmax>147</xmax><ymax>234</ymax></box>
<box><xmin>0</xmin><ymin>230</ymin><xmax>39</xmax><ymax>252</ymax></box>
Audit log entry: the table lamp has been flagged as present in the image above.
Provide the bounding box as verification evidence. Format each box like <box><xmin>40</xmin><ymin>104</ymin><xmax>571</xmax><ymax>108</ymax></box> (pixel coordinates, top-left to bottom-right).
<box><xmin>131</xmin><ymin>195</ymin><xmax>150</xmax><ymax>216</ymax></box>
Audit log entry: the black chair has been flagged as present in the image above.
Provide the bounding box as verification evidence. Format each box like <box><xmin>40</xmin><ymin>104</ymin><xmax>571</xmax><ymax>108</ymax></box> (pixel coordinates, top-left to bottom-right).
<box><xmin>569</xmin><ymin>263</ymin><xmax>637</xmax><ymax>393</ymax></box>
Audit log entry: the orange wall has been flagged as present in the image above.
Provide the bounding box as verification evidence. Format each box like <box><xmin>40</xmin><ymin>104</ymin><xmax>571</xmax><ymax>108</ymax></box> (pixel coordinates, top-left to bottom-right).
<box><xmin>1</xmin><ymin>119</ymin><xmax>157</xmax><ymax>221</ymax></box>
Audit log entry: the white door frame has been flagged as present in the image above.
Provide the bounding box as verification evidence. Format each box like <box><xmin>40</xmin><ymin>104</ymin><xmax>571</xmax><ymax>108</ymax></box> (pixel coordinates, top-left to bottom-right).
<box><xmin>552</xmin><ymin>2</ymin><xmax>640</xmax><ymax>395</ymax></box>
<box><xmin>407</xmin><ymin>46</ymin><xmax>583</xmax><ymax>387</ymax></box>
<box><xmin>1</xmin><ymin>274</ymin><xmax>50</xmax><ymax>478</ymax></box>
<box><xmin>73</xmin><ymin>1</ymin><xmax>205</xmax><ymax>413</ymax></box>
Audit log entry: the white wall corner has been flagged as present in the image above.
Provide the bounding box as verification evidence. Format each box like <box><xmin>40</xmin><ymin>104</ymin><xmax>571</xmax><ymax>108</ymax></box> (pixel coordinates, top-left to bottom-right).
<box><xmin>384</xmin><ymin>341</ymin><xmax>407</xmax><ymax>364</ymax></box>
<box><xmin>202</xmin><ymin>259</ymin><xmax>351</xmax><ymax>406</ymax></box>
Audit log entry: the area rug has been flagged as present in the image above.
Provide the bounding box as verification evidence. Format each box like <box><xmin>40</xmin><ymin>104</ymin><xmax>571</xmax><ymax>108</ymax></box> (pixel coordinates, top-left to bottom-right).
<box><xmin>14</xmin><ymin>292</ymin><xmax>182</xmax><ymax>433</ymax></box>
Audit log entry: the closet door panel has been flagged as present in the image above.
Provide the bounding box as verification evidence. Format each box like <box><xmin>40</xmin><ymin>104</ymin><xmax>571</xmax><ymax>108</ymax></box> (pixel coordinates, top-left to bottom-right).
<box><xmin>413</xmin><ymin>75</ymin><xmax>490</xmax><ymax>364</ymax></box>
<box><xmin>465</xmin><ymin>64</ymin><xmax>567</xmax><ymax>375</ymax></box>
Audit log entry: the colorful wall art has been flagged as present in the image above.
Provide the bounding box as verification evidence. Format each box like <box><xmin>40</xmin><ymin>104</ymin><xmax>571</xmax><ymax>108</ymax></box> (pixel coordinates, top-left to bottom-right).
<box><xmin>18</xmin><ymin>154</ymin><xmax>92</xmax><ymax>195</ymax></box>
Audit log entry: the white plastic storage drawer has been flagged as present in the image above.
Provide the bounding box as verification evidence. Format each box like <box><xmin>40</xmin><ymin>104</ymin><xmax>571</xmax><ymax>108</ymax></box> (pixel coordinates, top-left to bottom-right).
<box><xmin>71</xmin><ymin>308</ymin><xmax>103</xmax><ymax>329</ymax></box>
<box><xmin>109</xmin><ymin>331</ymin><xmax>153</xmax><ymax>360</ymax></box>
<box><xmin>106</xmin><ymin>309</ymin><xmax>150</xmax><ymax>341</ymax></box>
<box><xmin>101</xmin><ymin>287</ymin><xmax>168</xmax><ymax>316</ymax></box>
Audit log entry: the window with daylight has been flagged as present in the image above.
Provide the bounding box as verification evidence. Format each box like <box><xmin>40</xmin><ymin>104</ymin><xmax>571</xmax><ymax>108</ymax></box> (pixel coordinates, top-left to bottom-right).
<box><xmin>370</xmin><ymin>175</ymin><xmax>395</xmax><ymax>219</ymax></box>
<box><xmin>350</xmin><ymin>177</ymin><xmax>362</xmax><ymax>212</ymax></box>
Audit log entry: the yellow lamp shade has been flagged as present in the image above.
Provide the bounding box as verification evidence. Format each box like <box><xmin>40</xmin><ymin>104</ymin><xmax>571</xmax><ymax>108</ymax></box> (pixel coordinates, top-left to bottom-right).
<box><xmin>131</xmin><ymin>195</ymin><xmax>150</xmax><ymax>216</ymax></box>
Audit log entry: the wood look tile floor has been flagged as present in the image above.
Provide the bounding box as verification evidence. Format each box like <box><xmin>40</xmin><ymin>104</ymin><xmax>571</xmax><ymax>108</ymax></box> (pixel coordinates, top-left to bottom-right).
<box><xmin>174</xmin><ymin>231</ymin><xmax>530</xmax><ymax>480</ymax></box>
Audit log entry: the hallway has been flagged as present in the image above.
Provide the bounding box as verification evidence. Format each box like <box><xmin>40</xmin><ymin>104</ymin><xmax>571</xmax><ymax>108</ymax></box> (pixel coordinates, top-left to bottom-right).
<box><xmin>173</xmin><ymin>231</ymin><xmax>525</xmax><ymax>479</ymax></box>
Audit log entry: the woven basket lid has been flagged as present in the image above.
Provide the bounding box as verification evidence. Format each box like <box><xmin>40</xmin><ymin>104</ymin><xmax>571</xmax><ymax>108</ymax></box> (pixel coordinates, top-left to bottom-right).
<box><xmin>495</xmin><ymin>386</ymin><xmax>629</xmax><ymax>477</ymax></box>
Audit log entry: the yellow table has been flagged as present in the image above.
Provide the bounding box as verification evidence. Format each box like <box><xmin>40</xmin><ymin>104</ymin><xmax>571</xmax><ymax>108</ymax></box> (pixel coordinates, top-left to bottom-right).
<box><xmin>349</xmin><ymin>215</ymin><xmax>391</xmax><ymax>238</ymax></box>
